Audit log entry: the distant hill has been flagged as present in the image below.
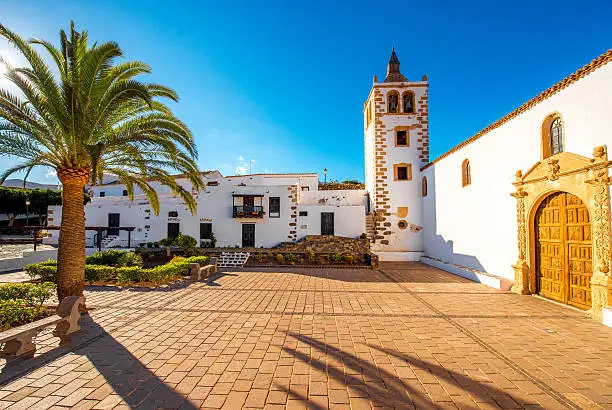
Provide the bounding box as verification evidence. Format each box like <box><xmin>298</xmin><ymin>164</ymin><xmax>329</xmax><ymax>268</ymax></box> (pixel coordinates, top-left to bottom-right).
<box><xmin>2</xmin><ymin>179</ymin><xmax>60</xmax><ymax>191</ymax></box>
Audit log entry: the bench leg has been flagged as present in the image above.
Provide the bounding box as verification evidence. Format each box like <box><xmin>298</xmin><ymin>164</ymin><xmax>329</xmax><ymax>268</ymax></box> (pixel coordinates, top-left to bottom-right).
<box><xmin>1</xmin><ymin>332</ymin><xmax>36</xmax><ymax>357</ymax></box>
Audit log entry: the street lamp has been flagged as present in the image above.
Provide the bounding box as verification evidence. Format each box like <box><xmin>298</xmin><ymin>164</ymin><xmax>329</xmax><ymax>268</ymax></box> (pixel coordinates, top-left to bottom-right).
<box><xmin>323</xmin><ymin>168</ymin><xmax>327</xmax><ymax>184</ymax></box>
<box><xmin>25</xmin><ymin>198</ymin><xmax>30</xmax><ymax>227</ymax></box>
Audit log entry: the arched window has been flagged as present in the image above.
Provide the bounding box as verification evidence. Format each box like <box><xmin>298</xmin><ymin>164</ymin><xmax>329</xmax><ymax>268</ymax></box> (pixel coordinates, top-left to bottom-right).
<box><xmin>541</xmin><ymin>114</ymin><xmax>564</xmax><ymax>159</ymax></box>
<box><xmin>550</xmin><ymin>117</ymin><xmax>563</xmax><ymax>155</ymax></box>
<box><xmin>462</xmin><ymin>159</ymin><xmax>471</xmax><ymax>187</ymax></box>
<box><xmin>422</xmin><ymin>176</ymin><xmax>428</xmax><ymax>197</ymax></box>
<box><xmin>122</xmin><ymin>190</ymin><xmax>128</xmax><ymax>196</ymax></box>
<box><xmin>403</xmin><ymin>92</ymin><xmax>415</xmax><ymax>113</ymax></box>
<box><xmin>387</xmin><ymin>92</ymin><xmax>399</xmax><ymax>113</ymax></box>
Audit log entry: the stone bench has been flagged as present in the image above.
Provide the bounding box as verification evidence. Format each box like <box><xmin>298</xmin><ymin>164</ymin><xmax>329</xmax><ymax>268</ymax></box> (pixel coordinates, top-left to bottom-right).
<box><xmin>188</xmin><ymin>257</ymin><xmax>218</xmax><ymax>281</ymax></box>
<box><xmin>0</xmin><ymin>295</ymin><xmax>86</xmax><ymax>357</ymax></box>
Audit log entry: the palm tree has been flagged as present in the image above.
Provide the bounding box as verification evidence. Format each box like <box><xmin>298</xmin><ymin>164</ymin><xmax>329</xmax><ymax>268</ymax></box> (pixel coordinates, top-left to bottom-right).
<box><xmin>0</xmin><ymin>22</ymin><xmax>204</xmax><ymax>300</ymax></box>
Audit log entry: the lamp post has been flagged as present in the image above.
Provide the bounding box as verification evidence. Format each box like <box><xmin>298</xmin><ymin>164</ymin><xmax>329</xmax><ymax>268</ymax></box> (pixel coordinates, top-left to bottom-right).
<box><xmin>25</xmin><ymin>198</ymin><xmax>30</xmax><ymax>227</ymax></box>
<box><xmin>323</xmin><ymin>168</ymin><xmax>327</xmax><ymax>184</ymax></box>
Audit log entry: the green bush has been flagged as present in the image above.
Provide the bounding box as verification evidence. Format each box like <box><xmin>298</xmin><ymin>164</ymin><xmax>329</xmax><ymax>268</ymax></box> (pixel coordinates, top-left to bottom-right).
<box><xmin>0</xmin><ymin>299</ymin><xmax>44</xmax><ymax>330</ymax></box>
<box><xmin>305</xmin><ymin>248</ymin><xmax>316</xmax><ymax>262</ymax></box>
<box><xmin>86</xmin><ymin>250</ymin><xmax>126</xmax><ymax>266</ymax></box>
<box><xmin>342</xmin><ymin>254</ymin><xmax>354</xmax><ymax>263</ymax></box>
<box><xmin>285</xmin><ymin>253</ymin><xmax>297</xmax><ymax>263</ymax></box>
<box><xmin>116</xmin><ymin>252</ymin><xmax>143</xmax><ymax>267</ymax></box>
<box><xmin>360</xmin><ymin>233</ymin><xmax>368</xmax><ymax>239</ymax></box>
<box><xmin>185</xmin><ymin>255</ymin><xmax>210</xmax><ymax>266</ymax></box>
<box><xmin>255</xmin><ymin>252</ymin><xmax>264</xmax><ymax>263</ymax></box>
<box><xmin>25</xmin><ymin>261</ymin><xmax>58</xmax><ymax>283</ymax></box>
<box><xmin>116</xmin><ymin>267</ymin><xmax>142</xmax><ymax>283</ymax></box>
<box><xmin>0</xmin><ymin>282</ymin><xmax>56</xmax><ymax>307</ymax></box>
<box><xmin>330</xmin><ymin>253</ymin><xmax>342</xmax><ymax>262</ymax></box>
<box><xmin>85</xmin><ymin>265</ymin><xmax>116</xmax><ymax>282</ymax></box>
<box><xmin>275</xmin><ymin>254</ymin><xmax>285</xmax><ymax>263</ymax></box>
<box><xmin>170</xmin><ymin>256</ymin><xmax>186</xmax><ymax>263</ymax></box>
<box><xmin>158</xmin><ymin>238</ymin><xmax>173</xmax><ymax>247</ymax></box>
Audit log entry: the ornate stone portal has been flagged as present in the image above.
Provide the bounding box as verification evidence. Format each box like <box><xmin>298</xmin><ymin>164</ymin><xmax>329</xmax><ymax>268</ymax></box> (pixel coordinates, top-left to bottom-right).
<box><xmin>511</xmin><ymin>146</ymin><xmax>612</xmax><ymax>320</ymax></box>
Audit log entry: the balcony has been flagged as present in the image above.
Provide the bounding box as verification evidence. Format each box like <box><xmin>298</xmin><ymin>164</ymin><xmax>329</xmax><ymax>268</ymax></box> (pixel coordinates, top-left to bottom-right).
<box><xmin>233</xmin><ymin>205</ymin><xmax>264</xmax><ymax>218</ymax></box>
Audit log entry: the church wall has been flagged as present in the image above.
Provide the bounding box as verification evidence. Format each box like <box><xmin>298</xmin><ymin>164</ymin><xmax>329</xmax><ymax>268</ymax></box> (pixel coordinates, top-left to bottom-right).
<box><xmin>422</xmin><ymin>62</ymin><xmax>612</xmax><ymax>280</ymax></box>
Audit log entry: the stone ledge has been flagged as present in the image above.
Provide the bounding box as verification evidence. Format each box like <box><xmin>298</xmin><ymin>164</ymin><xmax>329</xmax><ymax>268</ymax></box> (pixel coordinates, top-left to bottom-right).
<box><xmin>421</xmin><ymin>256</ymin><xmax>513</xmax><ymax>291</ymax></box>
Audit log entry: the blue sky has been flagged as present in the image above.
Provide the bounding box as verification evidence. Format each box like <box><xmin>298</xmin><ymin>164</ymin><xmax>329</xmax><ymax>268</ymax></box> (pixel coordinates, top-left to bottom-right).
<box><xmin>1</xmin><ymin>0</ymin><xmax>611</xmax><ymax>183</ymax></box>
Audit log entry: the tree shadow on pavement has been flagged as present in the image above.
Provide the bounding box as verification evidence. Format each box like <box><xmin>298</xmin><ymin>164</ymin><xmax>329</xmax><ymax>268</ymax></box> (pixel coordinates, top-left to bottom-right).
<box><xmin>1</xmin><ymin>313</ymin><xmax>197</xmax><ymax>409</ymax></box>
<box><xmin>284</xmin><ymin>331</ymin><xmax>524</xmax><ymax>409</ymax></box>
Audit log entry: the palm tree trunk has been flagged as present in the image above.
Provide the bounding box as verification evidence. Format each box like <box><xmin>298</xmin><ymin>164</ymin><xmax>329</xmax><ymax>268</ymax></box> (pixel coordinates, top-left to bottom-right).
<box><xmin>57</xmin><ymin>168</ymin><xmax>89</xmax><ymax>301</ymax></box>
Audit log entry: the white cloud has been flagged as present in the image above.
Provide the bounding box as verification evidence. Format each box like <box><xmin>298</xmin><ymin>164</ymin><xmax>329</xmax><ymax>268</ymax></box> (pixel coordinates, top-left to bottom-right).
<box><xmin>238</xmin><ymin>155</ymin><xmax>244</xmax><ymax>161</ymax></box>
<box><xmin>45</xmin><ymin>169</ymin><xmax>57</xmax><ymax>179</ymax></box>
<box><xmin>235</xmin><ymin>165</ymin><xmax>248</xmax><ymax>175</ymax></box>
<box><xmin>231</xmin><ymin>155</ymin><xmax>257</xmax><ymax>175</ymax></box>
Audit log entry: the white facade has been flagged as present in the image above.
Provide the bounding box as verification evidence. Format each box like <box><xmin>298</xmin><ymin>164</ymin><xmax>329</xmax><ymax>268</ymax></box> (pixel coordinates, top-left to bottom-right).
<box><xmin>422</xmin><ymin>57</ymin><xmax>612</xmax><ymax>281</ymax></box>
<box><xmin>46</xmin><ymin>173</ymin><xmax>366</xmax><ymax>249</ymax></box>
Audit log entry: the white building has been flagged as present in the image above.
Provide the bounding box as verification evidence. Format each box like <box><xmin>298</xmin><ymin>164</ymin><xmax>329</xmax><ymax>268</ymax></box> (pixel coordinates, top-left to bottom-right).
<box><xmin>47</xmin><ymin>49</ymin><xmax>612</xmax><ymax>322</ymax></box>
<box><xmin>46</xmin><ymin>171</ymin><xmax>367</xmax><ymax>249</ymax></box>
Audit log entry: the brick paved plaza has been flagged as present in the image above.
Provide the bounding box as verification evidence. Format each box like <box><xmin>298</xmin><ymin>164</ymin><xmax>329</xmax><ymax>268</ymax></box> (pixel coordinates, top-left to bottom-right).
<box><xmin>1</xmin><ymin>263</ymin><xmax>611</xmax><ymax>409</ymax></box>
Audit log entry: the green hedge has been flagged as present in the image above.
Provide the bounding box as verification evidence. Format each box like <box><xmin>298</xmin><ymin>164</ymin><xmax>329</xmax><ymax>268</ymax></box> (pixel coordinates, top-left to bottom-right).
<box><xmin>0</xmin><ymin>282</ymin><xmax>56</xmax><ymax>330</ymax></box>
<box><xmin>25</xmin><ymin>255</ymin><xmax>210</xmax><ymax>285</ymax></box>
<box><xmin>86</xmin><ymin>250</ymin><xmax>127</xmax><ymax>266</ymax></box>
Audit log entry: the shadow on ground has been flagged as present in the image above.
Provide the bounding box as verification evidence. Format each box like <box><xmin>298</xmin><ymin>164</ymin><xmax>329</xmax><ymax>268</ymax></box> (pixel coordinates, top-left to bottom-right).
<box><xmin>1</xmin><ymin>313</ymin><xmax>196</xmax><ymax>409</ymax></box>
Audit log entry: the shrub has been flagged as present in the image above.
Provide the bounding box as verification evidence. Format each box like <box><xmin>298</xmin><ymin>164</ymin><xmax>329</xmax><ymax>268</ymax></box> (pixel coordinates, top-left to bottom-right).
<box><xmin>275</xmin><ymin>254</ymin><xmax>285</xmax><ymax>263</ymax></box>
<box><xmin>175</xmin><ymin>234</ymin><xmax>197</xmax><ymax>251</ymax></box>
<box><xmin>116</xmin><ymin>252</ymin><xmax>143</xmax><ymax>267</ymax></box>
<box><xmin>85</xmin><ymin>265</ymin><xmax>116</xmax><ymax>282</ymax></box>
<box><xmin>305</xmin><ymin>248</ymin><xmax>316</xmax><ymax>262</ymax></box>
<box><xmin>342</xmin><ymin>254</ymin><xmax>354</xmax><ymax>263</ymax></box>
<box><xmin>330</xmin><ymin>253</ymin><xmax>342</xmax><ymax>262</ymax></box>
<box><xmin>360</xmin><ymin>233</ymin><xmax>368</xmax><ymax>239</ymax></box>
<box><xmin>116</xmin><ymin>267</ymin><xmax>142</xmax><ymax>283</ymax></box>
<box><xmin>170</xmin><ymin>256</ymin><xmax>186</xmax><ymax>263</ymax></box>
<box><xmin>158</xmin><ymin>238</ymin><xmax>173</xmax><ymax>247</ymax></box>
<box><xmin>285</xmin><ymin>253</ymin><xmax>297</xmax><ymax>263</ymax></box>
<box><xmin>25</xmin><ymin>261</ymin><xmax>58</xmax><ymax>283</ymax></box>
<box><xmin>255</xmin><ymin>252</ymin><xmax>264</xmax><ymax>263</ymax></box>
<box><xmin>86</xmin><ymin>250</ymin><xmax>126</xmax><ymax>266</ymax></box>
<box><xmin>0</xmin><ymin>299</ymin><xmax>44</xmax><ymax>330</ymax></box>
<box><xmin>185</xmin><ymin>256</ymin><xmax>210</xmax><ymax>266</ymax></box>
<box><xmin>0</xmin><ymin>282</ymin><xmax>56</xmax><ymax>307</ymax></box>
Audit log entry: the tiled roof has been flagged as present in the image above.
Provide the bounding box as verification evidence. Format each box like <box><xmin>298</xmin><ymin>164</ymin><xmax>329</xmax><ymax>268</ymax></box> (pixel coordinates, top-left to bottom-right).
<box><xmin>422</xmin><ymin>49</ymin><xmax>612</xmax><ymax>170</ymax></box>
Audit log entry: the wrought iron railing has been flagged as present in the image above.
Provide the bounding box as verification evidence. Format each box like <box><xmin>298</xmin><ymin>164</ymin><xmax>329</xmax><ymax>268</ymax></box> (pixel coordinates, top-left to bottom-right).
<box><xmin>233</xmin><ymin>205</ymin><xmax>264</xmax><ymax>218</ymax></box>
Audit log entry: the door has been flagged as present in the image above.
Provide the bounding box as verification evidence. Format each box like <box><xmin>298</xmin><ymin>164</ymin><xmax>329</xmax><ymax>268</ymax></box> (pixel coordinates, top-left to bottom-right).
<box><xmin>321</xmin><ymin>212</ymin><xmax>334</xmax><ymax>236</ymax></box>
<box><xmin>242</xmin><ymin>224</ymin><xmax>255</xmax><ymax>247</ymax></box>
<box><xmin>535</xmin><ymin>192</ymin><xmax>592</xmax><ymax>309</ymax></box>
<box><xmin>108</xmin><ymin>213</ymin><xmax>120</xmax><ymax>236</ymax></box>
<box><xmin>167</xmin><ymin>222</ymin><xmax>180</xmax><ymax>239</ymax></box>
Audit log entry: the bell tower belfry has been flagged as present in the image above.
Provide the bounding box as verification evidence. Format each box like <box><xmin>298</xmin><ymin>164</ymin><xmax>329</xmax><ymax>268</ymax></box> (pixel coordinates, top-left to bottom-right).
<box><xmin>364</xmin><ymin>48</ymin><xmax>429</xmax><ymax>260</ymax></box>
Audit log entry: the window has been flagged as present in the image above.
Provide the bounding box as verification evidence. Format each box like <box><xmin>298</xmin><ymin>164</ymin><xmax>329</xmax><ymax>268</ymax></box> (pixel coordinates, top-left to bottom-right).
<box><xmin>422</xmin><ymin>176</ymin><xmax>428</xmax><ymax>197</ymax></box>
<box><xmin>541</xmin><ymin>114</ymin><xmax>564</xmax><ymax>159</ymax></box>
<box><xmin>168</xmin><ymin>211</ymin><xmax>178</xmax><ymax>217</ymax></box>
<box><xmin>269</xmin><ymin>197</ymin><xmax>280</xmax><ymax>218</ymax></box>
<box><xmin>403</xmin><ymin>92</ymin><xmax>415</xmax><ymax>113</ymax></box>
<box><xmin>99</xmin><ymin>191</ymin><xmax>105</xmax><ymax>197</ymax></box>
<box><xmin>301</xmin><ymin>186</ymin><xmax>309</xmax><ymax>191</ymax></box>
<box><xmin>299</xmin><ymin>211</ymin><xmax>308</xmax><ymax>217</ymax></box>
<box><xmin>394</xmin><ymin>163</ymin><xmax>412</xmax><ymax>181</ymax></box>
<box><xmin>550</xmin><ymin>117</ymin><xmax>563</xmax><ymax>155</ymax></box>
<box><xmin>396</xmin><ymin>130</ymin><xmax>408</xmax><ymax>146</ymax></box>
<box><xmin>122</xmin><ymin>190</ymin><xmax>128</xmax><ymax>196</ymax></box>
<box><xmin>200</xmin><ymin>223</ymin><xmax>212</xmax><ymax>240</ymax></box>
<box><xmin>387</xmin><ymin>91</ymin><xmax>399</xmax><ymax>113</ymax></box>
<box><xmin>462</xmin><ymin>159</ymin><xmax>471</xmax><ymax>187</ymax></box>
<box><xmin>206</xmin><ymin>181</ymin><xmax>219</xmax><ymax>186</ymax></box>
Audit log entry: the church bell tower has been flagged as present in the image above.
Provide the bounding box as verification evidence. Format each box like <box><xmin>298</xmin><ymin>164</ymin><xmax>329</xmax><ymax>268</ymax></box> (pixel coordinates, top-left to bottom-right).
<box><xmin>363</xmin><ymin>48</ymin><xmax>429</xmax><ymax>260</ymax></box>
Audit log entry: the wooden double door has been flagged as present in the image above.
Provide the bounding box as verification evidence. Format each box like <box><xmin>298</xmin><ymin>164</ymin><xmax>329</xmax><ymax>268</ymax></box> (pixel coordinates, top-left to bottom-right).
<box><xmin>535</xmin><ymin>192</ymin><xmax>592</xmax><ymax>309</ymax></box>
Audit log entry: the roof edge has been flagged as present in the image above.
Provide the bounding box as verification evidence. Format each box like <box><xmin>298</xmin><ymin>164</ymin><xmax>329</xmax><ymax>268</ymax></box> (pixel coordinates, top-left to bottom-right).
<box><xmin>421</xmin><ymin>49</ymin><xmax>612</xmax><ymax>171</ymax></box>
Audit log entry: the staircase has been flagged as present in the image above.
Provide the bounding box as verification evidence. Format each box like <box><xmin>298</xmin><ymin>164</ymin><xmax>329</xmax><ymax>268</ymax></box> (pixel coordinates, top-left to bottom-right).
<box><xmin>365</xmin><ymin>213</ymin><xmax>376</xmax><ymax>243</ymax></box>
<box><xmin>218</xmin><ymin>252</ymin><xmax>250</xmax><ymax>268</ymax></box>
<box><xmin>100</xmin><ymin>235</ymin><xmax>122</xmax><ymax>249</ymax></box>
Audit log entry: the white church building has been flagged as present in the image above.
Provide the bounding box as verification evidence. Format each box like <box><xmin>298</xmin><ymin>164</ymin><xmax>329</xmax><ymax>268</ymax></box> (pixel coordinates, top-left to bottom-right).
<box><xmin>47</xmin><ymin>49</ymin><xmax>612</xmax><ymax>322</ymax></box>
